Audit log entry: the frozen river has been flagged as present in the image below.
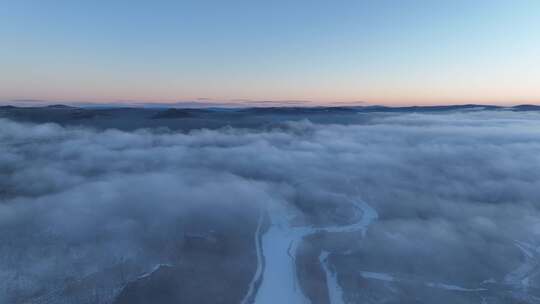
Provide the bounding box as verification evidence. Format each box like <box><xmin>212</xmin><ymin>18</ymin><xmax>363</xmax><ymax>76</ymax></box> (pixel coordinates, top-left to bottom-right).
<box><xmin>242</xmin><ymin>198</ymin><xmax>378</xmax><ymax>304</ymax></box>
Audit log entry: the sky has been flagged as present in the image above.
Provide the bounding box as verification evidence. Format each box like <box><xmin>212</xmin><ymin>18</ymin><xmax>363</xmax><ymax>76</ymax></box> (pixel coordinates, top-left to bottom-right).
<box><xmin>1</xmin><ymin>0</ymin><xmax>539</xmax><ymax>106</ymax></box>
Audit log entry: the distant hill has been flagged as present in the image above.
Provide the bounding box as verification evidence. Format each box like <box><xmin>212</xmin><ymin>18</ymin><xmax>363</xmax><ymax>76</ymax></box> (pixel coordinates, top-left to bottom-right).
<box><xmin>510</xmin><ymin>104</ymin><xmax>540</xmax><ymax>111</ymax></box>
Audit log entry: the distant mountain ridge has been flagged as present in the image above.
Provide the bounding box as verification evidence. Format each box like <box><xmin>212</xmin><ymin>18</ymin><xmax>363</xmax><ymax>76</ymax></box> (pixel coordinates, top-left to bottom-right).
<box><xmin>1</xmin><ymin>104</ymin><xmax>539</xmax><ymax>131</ymax></box>
<box><xmin>3</xmin><ymin>103</ymin><xmax>539</xmax><ymax>112</ymax></box>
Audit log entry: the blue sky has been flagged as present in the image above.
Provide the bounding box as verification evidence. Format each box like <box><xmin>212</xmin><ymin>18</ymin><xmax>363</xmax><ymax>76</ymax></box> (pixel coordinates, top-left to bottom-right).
<box><xmin>1</xmin><ymin>0</ymin><xmax>539</xmax><ymax>105</ymax></box>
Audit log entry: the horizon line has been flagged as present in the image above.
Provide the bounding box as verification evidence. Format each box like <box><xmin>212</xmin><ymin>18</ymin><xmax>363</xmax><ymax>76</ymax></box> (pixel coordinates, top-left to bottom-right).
<box><xmin>2</xmin><ymin>100</ymin><xmax>539</xmax><ymax>109</ymax></box>
<box><xmin>2</xmin><ymin>98</ymin><xmax>540</xmax><ymax>108</ymax></box>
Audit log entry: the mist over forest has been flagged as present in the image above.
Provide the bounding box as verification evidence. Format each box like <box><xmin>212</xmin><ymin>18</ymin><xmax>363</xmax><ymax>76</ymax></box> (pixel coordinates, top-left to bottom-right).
<box><xmin>1</xmin><ymin>107</ymin><xmax>540</xmax><ymax>303</ymax></box>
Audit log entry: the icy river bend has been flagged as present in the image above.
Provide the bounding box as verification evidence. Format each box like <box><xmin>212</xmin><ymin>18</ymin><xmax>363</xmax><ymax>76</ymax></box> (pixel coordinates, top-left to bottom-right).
<box><xmin>242</xmin><ymin>198</ymin><xmax>378</xmax><ymax>304</ymax></box>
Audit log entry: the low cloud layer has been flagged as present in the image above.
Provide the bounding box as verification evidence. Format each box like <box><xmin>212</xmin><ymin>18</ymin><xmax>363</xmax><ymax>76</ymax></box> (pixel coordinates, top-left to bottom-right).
<box><xmin>1</xmin><ymin>110</ymin><xmax>540</xmax><ymax>303</ymax></box>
